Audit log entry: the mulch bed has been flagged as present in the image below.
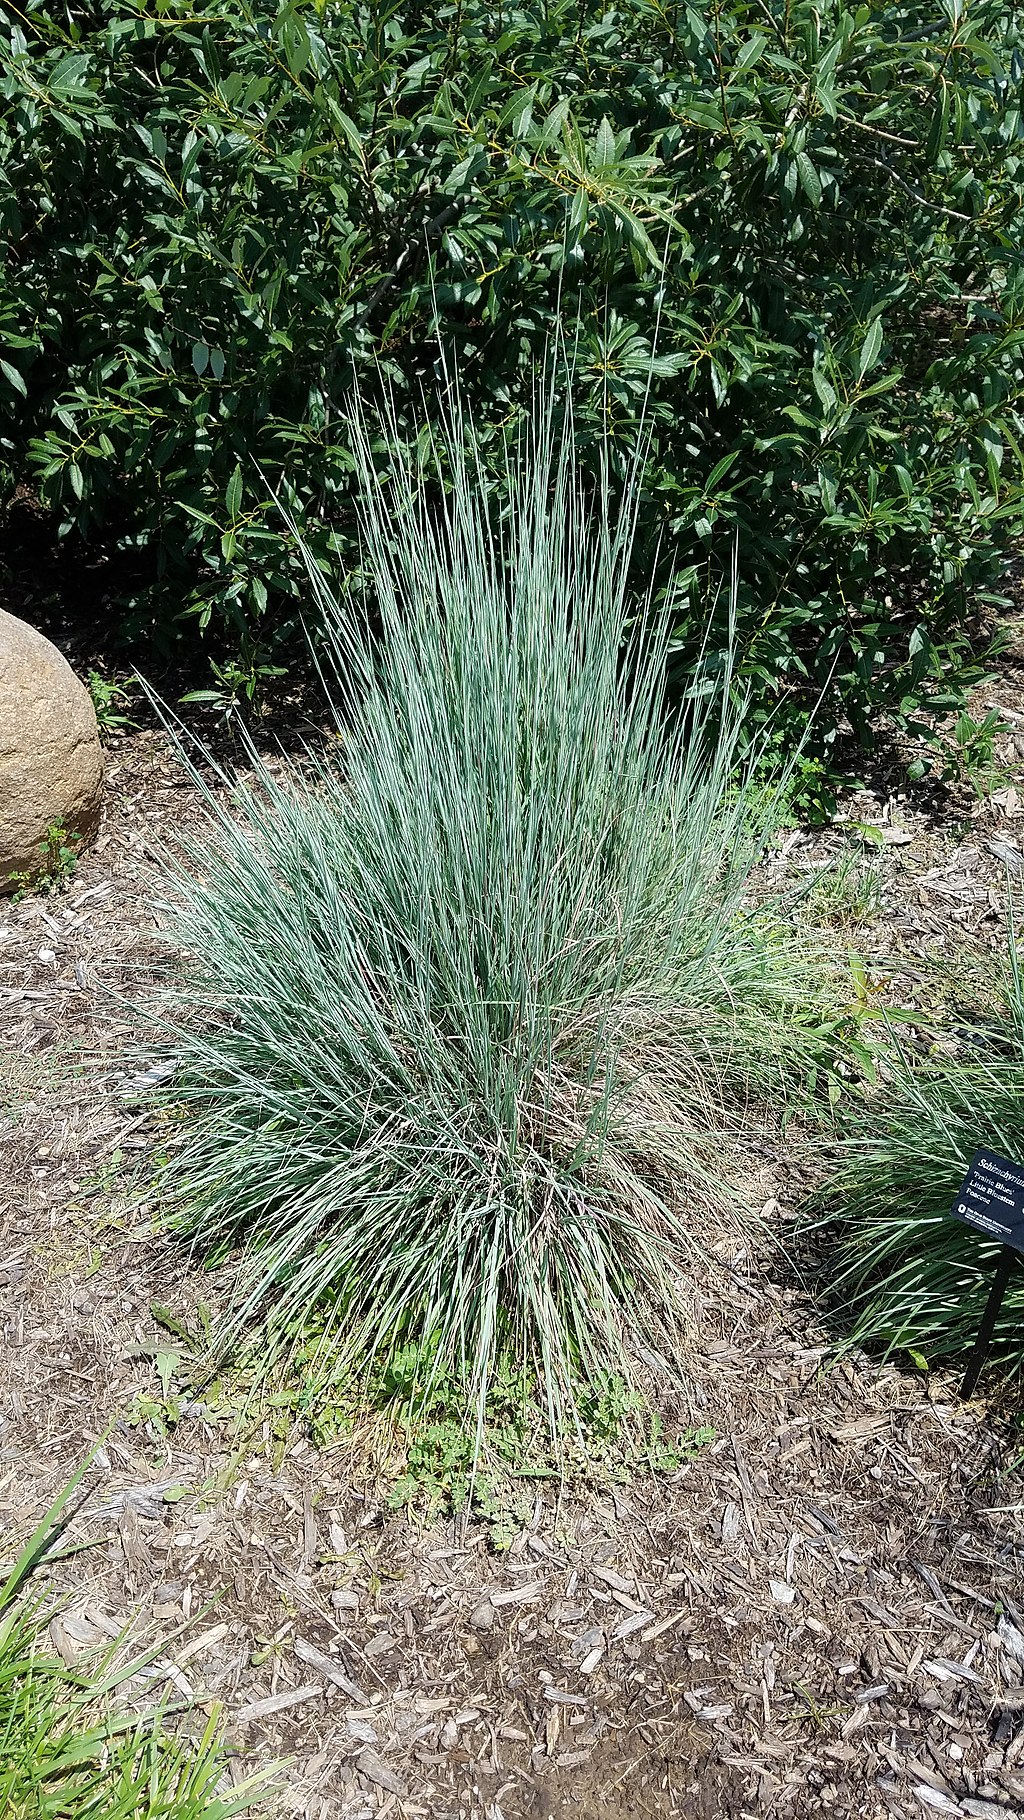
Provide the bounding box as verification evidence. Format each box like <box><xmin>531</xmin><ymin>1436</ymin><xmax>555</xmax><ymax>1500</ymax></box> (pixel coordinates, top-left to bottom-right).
<box><xmin>4</xmin><ymin>692</ymin><xmax>1024</xmax><ymax>1820</ymax></box>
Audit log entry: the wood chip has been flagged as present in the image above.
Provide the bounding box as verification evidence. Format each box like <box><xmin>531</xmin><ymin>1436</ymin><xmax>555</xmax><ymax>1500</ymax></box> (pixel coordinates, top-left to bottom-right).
<box><xmin>362</xmin><ymin>1630</ymin><xmax>398</xmax><ymax>1659</ymax></box>
<box><xmin>356</xmin><ymin>1748</ymin><xmax>405</xmax><ymax>1797</ymax></box>
<box><xmin>176</xmin><ymin>1623</ymin><xmax>230</xmax><ymax>1665</ymax></box>
<box><xmin>234</xmin><ymin>1684</ymin><xmax>322</xmax><ymax>1723</ymax></box>
<box><xmin>923</xmin><ymin>1657</ymin><xmax>984</xmax><ymax>1684</ymax></box>
<box><xmin>490</xmin><ymin>1582</ymin><xmax>542</xmax><ymax>1607</ymax></box>
<box><xmin>912</xmin><ymin>1789</ymin><xmax>963</xmax><ymax>1815</ymax></box>
<box><xmin>641</xmin><ymin>1610</ymin><xmax>688</xmax><ymax>1643</ymax></box>
<box><xmin>588</xmin><ymin>1564</ymin><xmax>632</xmax><ymax>1593</ymax></box>
<box><xmin>294</xmin><ymin>1634</ymin><xmax>366</xmax><ymax>1700</ymax></box>
<box><xmin>998</xmin><ymin>1618</ymin><xmax>1024</xmax><ymax>1661</ymax></box>
<box><xmin>612</xmin><ymin>1610</ymin><xmax>656</xmax><ymax>1640</ymax></box>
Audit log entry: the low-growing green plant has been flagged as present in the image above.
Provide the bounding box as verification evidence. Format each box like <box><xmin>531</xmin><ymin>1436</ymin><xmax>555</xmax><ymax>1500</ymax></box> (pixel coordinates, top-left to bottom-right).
<box><xmin>87</xmin><ymin>670</ymin><xmax>137</xmax><ymax>740</ymax></box>
<box><xmin>42</xmin><ymin>824</ymin><xmax>79</xmax><ymax>883</ymax></box>
<box><xmin>789</xmin><ymin>942</ymin><xmax>908</xmax><ymax>1113</ymax></box>
<box><xmin>380</xmin><ymin>1350</ymin><xmax>543</xmax><ymax>1546</ymax></box>
<box><xmin>148</xmin><ymin>389</ymin><xmax>837</xmax><ymax>1446</ymax></box>
<box><xmin>305</xmin><ymin>1339</ymin><xmax>715</xmax><ymax>1544</ymax></box>
<box><xmin>906</xmin><ymin>705</ymin><xmax>1011</xmax><ymax>795</ymax></box>
<box><xmin>386</xmin><ymin>1393</ymin><xmax>715</xmax><ymax>1545</ymax></box>
<box><xmin>5</xmin><ymin>823</ymin><xmax>80</xmax><ymax>899</ymax></box>
<box><xmin>815</xmin><ymin>915</ymin><xmax>1024</xmax><ymax>1373</ymax></box>
<box><xmin>0</xmin><ymin>1467</ymin><xmax>272</xmax><ymax>1818</ymax></box>
<box><xmin>180</xmin><ymin>654</ymin><xmax>289</xmax><ymax>721</ymax></box>
<box><xmin>125</xmin><ymin>1393</ymin><xmax>182</xmax><ymax>1440</ymax></box>
<box><xmin>805</xmin><ymin>852</ymin><xmax>885</xmax><ymax>928</ymax></box>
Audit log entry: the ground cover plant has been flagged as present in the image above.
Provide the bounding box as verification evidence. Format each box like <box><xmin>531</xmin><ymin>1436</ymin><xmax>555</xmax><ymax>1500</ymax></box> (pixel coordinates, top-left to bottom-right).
<box><xmin>817</xmin><ymin>914</ymin><xmax>1024</xmax><ymax>1373</ymax></box>
<box><xmin>294</xmin><ymin>1331</ymin><xmax>718</xmax><ymax>1541</ymax></box>
<box><xmin>146</xmin><ymin>390</ymin><xmax>838</xmax><ymax>1444</ymax></box>
<box><xmin>0</xmin><ymin>1472</ymin><xmax>269</xmax><ymax>1819</ymax></box>
<box><xmin>1</xmin><ymin>0</ymin><xmax>1022</xmax><ymax>757</ymax></box>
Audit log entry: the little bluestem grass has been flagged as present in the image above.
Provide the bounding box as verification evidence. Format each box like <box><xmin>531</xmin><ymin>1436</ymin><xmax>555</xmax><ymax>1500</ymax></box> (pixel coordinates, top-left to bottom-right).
<box><xmin>149</xmin><ymin>392</ymin><xmax>834</xmax><ymax>1443</ymax></box>
<box><xmin>816</xmin><ymin>913</ymin><xmax>1024</xmax><ymax>1374</ymax></box>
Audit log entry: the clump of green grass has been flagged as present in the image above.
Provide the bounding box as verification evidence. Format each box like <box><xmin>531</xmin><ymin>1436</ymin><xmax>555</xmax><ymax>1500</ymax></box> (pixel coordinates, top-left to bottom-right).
<box><xmin>804</xmin><ymin>850</ymin><xmax>885</xmax><ymax>928</ymax></box>
<box><xmin>1</xmin><ymin>1470</ymin><xmax>269</xmax><ymax>1818</ymax></box>
<box><xmin>150</xmin><ymin>392</ymin><xmax>834</xmax><ymax>1441</ymax></box>
<box><xmin>815</xmin><ymin>919</ymin><xmax>1024</xmax><ymax>1372</ymax></box>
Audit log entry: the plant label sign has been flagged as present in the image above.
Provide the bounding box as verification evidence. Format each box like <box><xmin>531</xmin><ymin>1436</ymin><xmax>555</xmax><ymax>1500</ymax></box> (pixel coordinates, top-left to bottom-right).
<box><xmin>953</xmin><ymin>1148</ymin><xmax>1024</xmax><ymax>1400</ymax></box>
<box><xmin>951</xmin><ymin>1148</ymin><xmax>1024</xmax><ymax>1251</ymax></box>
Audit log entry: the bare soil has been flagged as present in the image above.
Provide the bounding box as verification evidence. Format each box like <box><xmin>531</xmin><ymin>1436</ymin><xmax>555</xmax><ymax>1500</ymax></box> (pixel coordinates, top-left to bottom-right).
<box><xmin>5</xmin><ymin>686</ymin><xmax>1024</xmax><ymax>1820</ymax></box>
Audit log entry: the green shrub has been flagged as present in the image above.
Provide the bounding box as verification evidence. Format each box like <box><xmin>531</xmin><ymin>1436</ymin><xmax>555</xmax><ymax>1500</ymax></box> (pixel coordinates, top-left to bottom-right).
<box><xmin>816</xmin><ymin>926</ymin><xmax>1024</xmax><ymax>1371</ymax></box>
<box><xmin>2</xmin><ymin>0</ymin><xmax>1022</xmax><ymax>748</ymax></box>
<box><xmin>149</xmin><ymin>395</ymin><xmax>832</xmax><ymax>1439</ymax></box>
<box><xmin>1</xmin><ymin>1469</ymin><xmax>271</xmax><ymax>1818</ymax></box>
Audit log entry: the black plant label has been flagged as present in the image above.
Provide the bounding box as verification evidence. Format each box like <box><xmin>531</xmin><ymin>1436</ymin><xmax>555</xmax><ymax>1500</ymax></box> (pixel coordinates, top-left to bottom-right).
<box><xmin>951</xmin><ymin>1148</ymin><xmax>1024</xmax><ymax>1251</ymax></box>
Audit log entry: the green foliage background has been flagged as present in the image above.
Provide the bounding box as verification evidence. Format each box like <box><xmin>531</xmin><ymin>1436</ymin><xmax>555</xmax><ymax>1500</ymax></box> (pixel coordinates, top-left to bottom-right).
<box><xmin>1</xmin><ymin>0</ymin><xmax>1023</xmax><ymax>745</ymax></box>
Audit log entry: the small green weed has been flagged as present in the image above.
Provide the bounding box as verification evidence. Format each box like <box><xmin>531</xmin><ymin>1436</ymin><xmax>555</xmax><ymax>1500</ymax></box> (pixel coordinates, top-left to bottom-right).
<box><xmin>112</xmin><ymin>1297</ymin><xmax>717</xmax><ymax>1536</ymax></box>
<box><xmin>782</xmin><ymin>755</ymin><xmax>845</xmax><ymax>827</ymax></box>
<box><xmin>89</xmin><ymin>1148</ymin><xmax>126</xmax><ymax>1194</ymax></box>
<box><xmin>123</xmin><ymin>1304</ymin><xmax>225</xmax><ymax>1443</ymax></box>
<box><xmin>125</xmin><ymin>1388</ymin><xmax>183</xmax><ymax>1439</ymax></box>
<box><xmin>303</xmin><ymin>1341</ymin><xmax>715</xmax><ymax>1548</ymax></box>
<box><xmin>792</xmin><ymin>1683</ymin><xmax>848</xmax><ymax>1730</ymax></box>
<box><xmin>180</xmin><ymin>652</ymin><xmax>288</xmax><ymax>719</ymax></box>
<box><xmin>749</xmin><ymin>744</ymin><xmax>846</xmax><ymax>828</ymax></box>
<box><xmin>644</xmin><ymin>1413</ymin><xmax>716</xmax><ymax>1474</ymax></box>
<box><xmin>38</xmin><ymin>823</ymin><xmax>79</xmax><ymax>884</ymax></box>
<box><xmin>6</xmin><ymin>824</ymin><xmax>80</xmax><ymax>899</ymax></box>
<box><xmin>805</xmin><ymin>851</ymin><xmax>885</xmax><ymax>928</ymax></box>
<box><xmin>87</xmin><ymin>670</ymin><xmax>137</xmax><ymax>739</ymax></box>
<box><xmin>125</xmin><ymin>1335</ymin><xmax>189</xmax><ymax>1439</ymax></box>
<box><xmin>800</xmin><ymin>948</ymin><xmax>908</xmax><ymax>1109</ymax></box>
<box><xmin>907</xmin><ymin>706</ymin><xmax>1010</xmax><ymax>795</ymax></box>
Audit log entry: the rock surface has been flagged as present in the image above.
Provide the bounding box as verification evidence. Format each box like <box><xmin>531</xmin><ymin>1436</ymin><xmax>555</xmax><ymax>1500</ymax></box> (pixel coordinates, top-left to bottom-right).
<box><xmin>0</xmin><ymin>608</ymin><xmax>103</xmax><ymax>890</ymax></box>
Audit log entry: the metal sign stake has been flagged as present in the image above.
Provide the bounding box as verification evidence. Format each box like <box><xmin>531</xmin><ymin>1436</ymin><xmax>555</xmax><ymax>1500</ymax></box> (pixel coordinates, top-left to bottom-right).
<box><xmin>960</xmin><ymin>1243</ymin><xmax>1017</xmax><ymax>1401</ymax></box>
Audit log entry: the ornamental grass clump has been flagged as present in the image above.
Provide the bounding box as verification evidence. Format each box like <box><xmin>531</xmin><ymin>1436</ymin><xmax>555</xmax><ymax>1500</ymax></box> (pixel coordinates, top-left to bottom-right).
<box><xmin>817</xmin><ymin>926</ymin><xmax>1024</xmax><ymax>1372</ymax></box>
<box><xmin>153</xmin><ymin>399</ymin><xmax>829</xmax><ymax>1433</ymax></box>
